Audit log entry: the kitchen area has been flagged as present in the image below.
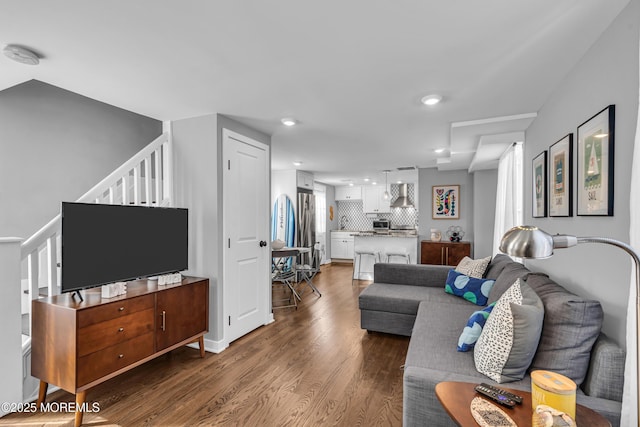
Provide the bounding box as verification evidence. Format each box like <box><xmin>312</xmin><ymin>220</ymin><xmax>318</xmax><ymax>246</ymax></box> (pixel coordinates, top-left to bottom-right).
<box><xmin>332</xmin><ymin>182</ymin><xmax>420</xmax><ymax>280</ymax></box>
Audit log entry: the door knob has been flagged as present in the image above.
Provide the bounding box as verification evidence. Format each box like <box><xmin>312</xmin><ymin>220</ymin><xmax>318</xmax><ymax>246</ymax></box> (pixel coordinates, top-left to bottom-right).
<box><xmin>259</xmin><ymin>240</ymin><xmax>267</xmax><ymax>247</ymax></box>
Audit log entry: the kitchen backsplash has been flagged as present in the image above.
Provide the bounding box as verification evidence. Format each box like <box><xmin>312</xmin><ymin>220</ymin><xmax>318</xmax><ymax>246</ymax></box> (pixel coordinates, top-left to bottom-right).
<box><xmin>336</xmin><ymin>183</ymin><xmax>418</xmax><ymax>230</ymax></box>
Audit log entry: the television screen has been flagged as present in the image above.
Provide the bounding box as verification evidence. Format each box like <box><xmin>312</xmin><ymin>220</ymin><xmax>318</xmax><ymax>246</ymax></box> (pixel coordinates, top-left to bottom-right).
<box><xmin>61</xmin><ymin>202</ymin><xmax>188</xmax><ymax>293</ymax></box>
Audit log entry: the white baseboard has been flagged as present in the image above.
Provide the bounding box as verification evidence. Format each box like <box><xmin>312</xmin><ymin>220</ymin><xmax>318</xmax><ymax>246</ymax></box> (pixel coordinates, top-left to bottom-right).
<box><xmin>186</xmin><ymin>337</ymin><xmax>228</xmax><ymax>354</ymax></box>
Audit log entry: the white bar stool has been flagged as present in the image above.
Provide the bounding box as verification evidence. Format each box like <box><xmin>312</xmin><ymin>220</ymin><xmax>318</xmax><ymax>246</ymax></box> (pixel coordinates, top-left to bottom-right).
<box><xmin>385</xmin><ymin>249</ymin><xmax>410</xmax><ymax>264</ymax></box>
<box><xmin>353</xmin><ymin>247</ymin><xmax>380</xmax><ymax>285</ymax></box>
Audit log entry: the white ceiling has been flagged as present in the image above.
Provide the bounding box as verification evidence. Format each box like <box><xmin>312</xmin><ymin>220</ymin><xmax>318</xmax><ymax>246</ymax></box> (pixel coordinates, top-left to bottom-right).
<box><xmin>0</xmin><ymin>1</ymin><xmax>630</xmax><ymax>186</ymax></box>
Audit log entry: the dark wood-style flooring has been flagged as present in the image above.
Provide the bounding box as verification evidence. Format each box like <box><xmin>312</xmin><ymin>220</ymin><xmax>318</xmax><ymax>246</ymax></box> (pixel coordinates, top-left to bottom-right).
<box><xmin>3</xmin><ymin>264</ymin><xmax>410</xmax><ymax>426</ymax></box>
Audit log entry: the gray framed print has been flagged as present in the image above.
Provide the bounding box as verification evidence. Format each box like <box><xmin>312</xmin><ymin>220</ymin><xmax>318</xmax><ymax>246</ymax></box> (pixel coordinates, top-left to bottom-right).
<box><xmin>549</xmin><ymin>134</ymin><xmax>573</xmax><ymax>217</ymax></box>
<box><xmin>577</xmin><ymin>105</ymin><xmax>615</xmax><ymax>216</ymax></box>
<box><xmin>532</xmin><ymin>151</ymin><xmax>547</xmax><ymax>218</ymax></box>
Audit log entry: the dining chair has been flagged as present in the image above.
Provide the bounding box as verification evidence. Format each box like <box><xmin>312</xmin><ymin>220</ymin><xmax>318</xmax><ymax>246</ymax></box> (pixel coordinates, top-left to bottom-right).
<box><xmin>296</xmin><ymin>245</ymin><xmax>322</xmax><ymax>297</ymax></box>
<box><xmin>272</xmin><ymin>248</ymin><xmax>301</xmax><ymax>309</ymax></box>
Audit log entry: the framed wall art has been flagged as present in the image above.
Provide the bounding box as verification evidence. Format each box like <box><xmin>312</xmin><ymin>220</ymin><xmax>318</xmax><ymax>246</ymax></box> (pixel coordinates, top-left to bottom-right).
<box><xmin>577</xmin><ymin>105</ymin><xmax>615</xmax><ymax>216</ymax></box>
<box><xmin>532</xmin><ymin>151</ymin><xmax>547</xmax><ymax>218</ymax></box>
<box><xmin>548</xmin><ymin>134</ymin><xmax>573</xmax><ymax>217</ymax></box>
<box><xmin>432</xmin><ymin>185</ymin><xmax>459</xmax><ymax>219</ymax></box>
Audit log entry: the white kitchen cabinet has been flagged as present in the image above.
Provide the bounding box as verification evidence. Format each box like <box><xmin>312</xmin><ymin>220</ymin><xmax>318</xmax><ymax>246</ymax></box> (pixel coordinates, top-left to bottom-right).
<box><xmin>335</xmin><ymin>185</ymin><xmax>362</xmax><ymax>201</ymax></box>
<box><xmin>296</xmin><ymin>170</ymin><xmax>314</xmax><ymax>190</ymax></box>
<box><xmin>362</xmin><ymin>185</ymin><xmax>391</xmax><ymax>213</ymax></box>
<box><xmin>330</xmin><ymin>231</ymin><xmax>354</xmax><ymax>260</ymax></box>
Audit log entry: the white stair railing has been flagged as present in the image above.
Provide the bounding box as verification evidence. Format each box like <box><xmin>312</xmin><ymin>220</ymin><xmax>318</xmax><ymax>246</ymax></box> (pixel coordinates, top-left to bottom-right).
<box><xmin>20</xmin><ymin>132</ymin><xmax>172</xmax><ymax>335</ymax></box>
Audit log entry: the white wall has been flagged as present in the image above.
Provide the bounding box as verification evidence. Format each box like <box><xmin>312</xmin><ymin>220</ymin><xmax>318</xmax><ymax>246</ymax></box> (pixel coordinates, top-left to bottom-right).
<box><xmin>172</xmin><ymin>114</ymin><xmax>220</xmax><ymax>345</ymax></box>
<box><xmin>524</xmin><ymin>0</ymin><xmax>640</xmax><ymax>346</ymax></box>
<box><xmin>473</xmin><ymin>170</ymin><xmax>498</xmax><ymax>258</ymax></box>
<box><xmin>0</xmin><ymin>80</ymin><xmax>162</xmax><ymax>238</ymax></box>
<box><xmin>271</xmin><ymin>170</ymin><xmax>297</xmax><ymax>212</ymax></box>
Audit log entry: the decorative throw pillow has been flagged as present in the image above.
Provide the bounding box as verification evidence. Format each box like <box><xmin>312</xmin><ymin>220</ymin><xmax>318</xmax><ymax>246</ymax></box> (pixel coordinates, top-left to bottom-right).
<box><xmin>457</xmin><ymin>302</ymin><xmax>496</xmax><ymax>352</ymax></box>
<box><xmin>445</xmin><ymin>269</ymin><xmax>495</xmax><ymax>306</ymax></box>
<box><xmin>456</xmin><ymin>256</ymin><xmax>492</xmax><ymax>279</ymax></box>
<box><xmin>474</xmin><ymin>278</ymin><xmax>544</xmax><ymax>383</ymax></box>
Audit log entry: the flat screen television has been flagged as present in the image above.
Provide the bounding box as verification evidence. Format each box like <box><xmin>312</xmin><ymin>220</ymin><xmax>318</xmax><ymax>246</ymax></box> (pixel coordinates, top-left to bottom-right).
<box><xmin>61</xmin><ymin>202</ymin><xmax>188</xmax><ymax>293</ymax></box>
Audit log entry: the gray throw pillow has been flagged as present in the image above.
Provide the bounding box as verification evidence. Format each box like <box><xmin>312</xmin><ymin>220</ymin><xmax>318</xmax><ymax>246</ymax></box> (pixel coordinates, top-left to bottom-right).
<box><xmin>474</xmin><ymin>278</ymin><xmax>544</xmax><ymax>383</ymax></box>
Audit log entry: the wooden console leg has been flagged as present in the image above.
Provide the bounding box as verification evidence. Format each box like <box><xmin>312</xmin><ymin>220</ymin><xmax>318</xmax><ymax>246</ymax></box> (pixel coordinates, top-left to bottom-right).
<box><xmin>199</xmin><ymin>335</ymin><xmax>205</xmax><ymax>358</ymax></box>
<box><xmin>37</xmin><ymin>381</ymin><xmax>48</xmax><ymax>407</ymax></box>
<box><xmin>74</xmin><ymin>390</ymin><xmax>86</xmax><ymax>427</ymax></box>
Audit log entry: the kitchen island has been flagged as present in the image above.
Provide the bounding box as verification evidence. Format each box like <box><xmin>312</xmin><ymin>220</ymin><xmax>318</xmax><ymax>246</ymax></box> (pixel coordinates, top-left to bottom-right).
<box><xmin>352</xmin><ymin>232</ymin><xmax>419</xmax><ymax>281</ymax></box>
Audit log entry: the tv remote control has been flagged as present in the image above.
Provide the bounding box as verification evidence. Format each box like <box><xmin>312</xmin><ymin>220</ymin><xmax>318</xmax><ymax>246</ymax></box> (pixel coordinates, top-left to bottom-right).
<box><xmin>474</xmin><ymin>384</ymin><xmax>516</xmax><ymax>408</ymax></box>
<box><xmin>479</xmin><ymin>383</ymin><xmax>523</xmax><ymax>404</ymax></box>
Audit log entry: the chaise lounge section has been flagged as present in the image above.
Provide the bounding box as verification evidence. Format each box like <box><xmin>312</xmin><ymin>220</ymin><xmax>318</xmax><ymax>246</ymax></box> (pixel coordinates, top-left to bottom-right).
<box><xmin>358</xmin><ymin>254</ymin><xmax>625</xmax><ymax>426</ymax></box>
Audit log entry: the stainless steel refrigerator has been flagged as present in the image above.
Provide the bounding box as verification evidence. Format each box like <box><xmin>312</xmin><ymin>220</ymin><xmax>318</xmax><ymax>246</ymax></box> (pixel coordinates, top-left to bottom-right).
<box><xmin>297</xmin><ymin>190</ymin><xmax>316</xmax><ymax>265</ymax></box>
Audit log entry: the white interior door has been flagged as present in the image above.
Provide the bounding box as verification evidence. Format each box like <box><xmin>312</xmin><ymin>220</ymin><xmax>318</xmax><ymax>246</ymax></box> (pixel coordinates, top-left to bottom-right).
<box><xmin>223</xmin><ymin>129</ymin><xmax>270</xmax><ymax>344</ymax></box>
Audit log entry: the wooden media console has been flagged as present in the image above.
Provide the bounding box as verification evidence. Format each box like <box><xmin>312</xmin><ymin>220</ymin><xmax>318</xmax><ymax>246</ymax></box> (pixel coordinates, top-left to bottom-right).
<box><xmin>31</xmin><ymin>276</ymin><xmax>209</xmax><ymax>427</ymax></box>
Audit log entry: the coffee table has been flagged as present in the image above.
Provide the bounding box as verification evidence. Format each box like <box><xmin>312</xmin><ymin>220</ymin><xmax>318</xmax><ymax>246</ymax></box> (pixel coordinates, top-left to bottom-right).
<box><xmin>435</xmin><ymin>381</ymin><xmax>611</xmax><ymax>427</ymax></box>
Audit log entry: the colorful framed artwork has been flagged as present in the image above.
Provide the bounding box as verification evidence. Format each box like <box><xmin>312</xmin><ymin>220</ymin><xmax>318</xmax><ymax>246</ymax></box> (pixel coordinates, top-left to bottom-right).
<box><xmin>432</xmin><ymin>185</ymin><xmax>460</xmax><ymax>219</ymax></box>
<box><xmin>548</xmin><ymin>134</ymin><xmax>573</xmax><ymax>217</ymax></box>
<box><xmin>532</xmin><ymin>151</ymin><xmax>547</xmax><ymax>218</ymax></box>
<box><xmin>577</xmin><ymin>105</ymin><xmax>615</xmax><ymax>216</ymax></box>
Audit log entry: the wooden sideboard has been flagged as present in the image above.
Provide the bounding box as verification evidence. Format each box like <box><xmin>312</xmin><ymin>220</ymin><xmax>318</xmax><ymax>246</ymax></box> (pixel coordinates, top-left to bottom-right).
<box><xmin>420</xmin><ymin>241</ymin><xmax>471</xmax><ymax>266</ymax></box>
<box><xmin>31</xmin><ymin>276</ymin><xmax>209</xmax><ymax>427</ymax></box>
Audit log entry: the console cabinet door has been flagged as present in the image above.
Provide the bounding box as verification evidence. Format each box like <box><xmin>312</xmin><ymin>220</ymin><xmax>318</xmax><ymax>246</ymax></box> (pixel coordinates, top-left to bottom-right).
<box><xmin>420</xmin><ymin>241</ymin><xmax>471</xmax><ymax>266</ymax></box>
<box><xmin>156</xmin><ymin>280</ymin><xmax>208</xmax><ymax>351</ymax></box>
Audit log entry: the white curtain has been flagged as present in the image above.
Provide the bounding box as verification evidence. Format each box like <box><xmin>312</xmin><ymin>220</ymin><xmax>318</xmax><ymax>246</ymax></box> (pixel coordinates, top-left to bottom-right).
<box><xmin>621</xmin><ymin>44</ymin><xmax>640</xmax><ymax>426</ymax></box>
<box><xmin>492</xmin><ymin>142</ymin><xmax>523</xmax><ymax>256</ymax></box>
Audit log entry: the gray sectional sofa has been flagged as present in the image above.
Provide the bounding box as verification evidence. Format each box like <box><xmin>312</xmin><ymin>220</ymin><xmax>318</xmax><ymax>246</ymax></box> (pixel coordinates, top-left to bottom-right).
<box><xmin>358</xmin><ymin>254</ymin><xmax>625</xmax><ymax>426</ymax></box>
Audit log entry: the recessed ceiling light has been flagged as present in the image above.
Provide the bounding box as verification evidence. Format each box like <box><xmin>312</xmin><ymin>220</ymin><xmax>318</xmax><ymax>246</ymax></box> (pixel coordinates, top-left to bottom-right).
<box><xmin>397</xmin><ymin>180</ymin><xmax>403</xmax><ymax>184</ymax></box>
<box><xmin>372</xmin><ymin>182</ymin><xmax>377</xmax><ymax>185</ymax></box>
<box><xmin>349</xmin><ymin>182</ymin><xmax>354</xmax><ymax>187</ymax></box>
<box><xmin>281</xmin><ymin>118</ymin><xmax>297</xmax><ymax>126</ymax></box>
<box><xmin>421</xmin><ymin>94</ymin><xmax>442</xmax><ymax>106</ymax></box>
<box><xmin>434</xmin><ymin>148</ymin><xmax>445</xmax><ymax>154</ymax></box>
<box><xmin>293</xmin><ymin>161</ymin><xmax>303</xmax><ymax>166</ymax></box>
<box><xmin>3</xmin><ymin>45</ymin><xmax>40</xmax><ymax>65</ymax></box>
<box><xmin>364</xmin><ymin>178</ymin><xmax>370</xmax><ymax>182</ymax></box>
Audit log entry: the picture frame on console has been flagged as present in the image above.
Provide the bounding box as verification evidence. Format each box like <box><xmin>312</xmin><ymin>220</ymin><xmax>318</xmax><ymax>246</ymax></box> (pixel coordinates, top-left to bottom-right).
<box><xmin>532</xmin><ymin>151</ymin><xmax>547</xmax><ymax>218</ymax></box>
<box><xmin>577</xmin><ymin>105</ymin><xmax>615</xmax><ymax>216</ymax></box>
<box><xmin>549</xmin><ymin>134</ymin><xmax>573</xmax><ymax>217</ymax></box>
<box><xmin>432</xmin><ymin>185</ymin><xmax>460</xmax><ymax>219</ymax></box>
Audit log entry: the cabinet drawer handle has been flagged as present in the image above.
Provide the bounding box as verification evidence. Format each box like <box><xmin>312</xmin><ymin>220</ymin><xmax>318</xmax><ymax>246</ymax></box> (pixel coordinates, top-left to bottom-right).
<box><xmin>161</xmin><ymin>310</ymin><xmax>166</xmax><ymax>331</ymax></box>
<box><xmin>118</xmin><ymin>354</ymin><xmax>124</xmax><ymax>359</ymax></box>
<box><xmin>446</xmin><ymin>247</ymin><xmax>449</xmax><ymax>265</ymax></box>
<box><xmin>118</xmin><ymin>307</ymin><xmax>125</xmax><ymax>312</ymax></box>
<box><xmin>118</xmin><ymin>327</ymin><xmax>124</xmax><ymax>332</ymax></box>
<box><xmin>441</xmin><ymin>248</ymin><xmax>444</xmax><ymax>265</ymax></box>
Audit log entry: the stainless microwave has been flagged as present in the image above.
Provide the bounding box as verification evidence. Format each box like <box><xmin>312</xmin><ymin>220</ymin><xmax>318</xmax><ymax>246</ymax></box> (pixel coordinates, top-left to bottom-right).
<box><xmin>372</xmin><ymin>219</ymin><xmax>390</xmax><ymax>230</ymax></box>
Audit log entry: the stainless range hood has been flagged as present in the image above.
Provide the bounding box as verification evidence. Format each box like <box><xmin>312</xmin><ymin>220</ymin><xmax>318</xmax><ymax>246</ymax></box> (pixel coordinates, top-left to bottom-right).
<box><xmin>391</xmin><ymin>183</ymin><xmax>414</xmax><ymax>208</ymax></box>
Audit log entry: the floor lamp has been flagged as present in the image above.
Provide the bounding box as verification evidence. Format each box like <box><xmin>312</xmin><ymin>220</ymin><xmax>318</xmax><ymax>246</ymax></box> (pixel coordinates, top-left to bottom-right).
<box><xmin>500</xmin><ymin>225</ymin><xmax>639</xmax><ymax>423</ymax></box>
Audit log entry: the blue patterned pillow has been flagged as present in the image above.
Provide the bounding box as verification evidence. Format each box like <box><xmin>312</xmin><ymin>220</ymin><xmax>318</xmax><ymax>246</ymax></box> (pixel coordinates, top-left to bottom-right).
<box><xmin>444</xmin><ymin>269</ymin><xmax>495</xmax><ymax>306</ymax></box>
<box><xmin>457</xmin><ymin>303</ymin><xmax>496</xmax><ymax>352</ymax></box>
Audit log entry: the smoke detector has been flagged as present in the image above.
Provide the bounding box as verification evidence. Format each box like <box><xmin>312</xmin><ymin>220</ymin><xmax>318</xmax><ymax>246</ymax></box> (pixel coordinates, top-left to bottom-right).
<box><xmin>3</xmin><ymin>45</ymin><xmax>40</xmax><ymax>65</ymax></box>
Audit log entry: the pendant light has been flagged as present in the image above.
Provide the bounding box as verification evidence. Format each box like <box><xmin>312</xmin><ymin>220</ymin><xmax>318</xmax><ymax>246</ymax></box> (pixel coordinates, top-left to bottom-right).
<box><xmin>382</xmin><ymin>170</ymin><xmax>390</xmax><ymax>200</ymax></box>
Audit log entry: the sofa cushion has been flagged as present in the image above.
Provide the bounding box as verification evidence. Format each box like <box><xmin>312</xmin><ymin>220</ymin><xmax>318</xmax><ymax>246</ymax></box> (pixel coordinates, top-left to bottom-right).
<box><xmin>455</xmin><ymin>256</ymin><xmax>491</xmax><ymax>278</ymax></box>
<box><xmin>445</xmin><ymin>270</ymin><xmax>495</xmax><ymax>306</ymax></box>
<box><xmin>457</xmin><ymin>302</ymin><xmax>496</xmax><ymax>352</ymax></box>
<box><xmin>474</xmin><ymin>279</ymin><xmax>544</xmax><ymax>383</ymax></box>
<box><xmin>484</xmin><ymin>254</ymin><xmax>516</xmax><ymax>280</ymax></box>
<box><xmin>487</xmin><ymin>261</ymin><xmax>531</xmax><ymax>305</ymax></box>
<box><xmin>359</xmin><ymin>282</ymin><xmax>470</xmax><ymax>316</ymax></box>
<box><xmin>524</xmin><ymin>273</ymin><xmax>603</xmax><ymax>387</ymax></box>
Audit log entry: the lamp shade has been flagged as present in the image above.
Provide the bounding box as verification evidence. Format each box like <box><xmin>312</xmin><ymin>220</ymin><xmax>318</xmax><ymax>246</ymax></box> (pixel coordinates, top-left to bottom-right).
<box><xmin>499</xmin><ymin>225</ymin><xmax>554</xmax><ymax>259</ymax></box>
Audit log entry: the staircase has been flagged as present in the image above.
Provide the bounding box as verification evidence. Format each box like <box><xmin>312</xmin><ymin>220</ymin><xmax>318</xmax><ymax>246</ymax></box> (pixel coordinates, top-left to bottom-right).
<box><xmin>17</xmin><ymin>130</ymin><xmax>173</xmax><ymax>401</ymax></box>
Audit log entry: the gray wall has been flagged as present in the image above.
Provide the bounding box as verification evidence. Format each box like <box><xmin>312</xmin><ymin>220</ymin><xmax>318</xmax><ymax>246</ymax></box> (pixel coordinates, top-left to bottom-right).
<box><xmin>473</xmin><ymin>169</ymin><xmax>498</xmax><ymax>258</ymax></box>
<box><xmin>418</xmin><ymin>168</ymin><xmax>474</xmax><ymax>250</ymax></box>
<box><xmin>524</xmin><ymin>0</ymin><xmax>639</xmax><ymax>346</ymax></box>
<box><xmin>0</xmin><ymin>80</ymin><xmax>162</xmax><ymax>238</ymax></box>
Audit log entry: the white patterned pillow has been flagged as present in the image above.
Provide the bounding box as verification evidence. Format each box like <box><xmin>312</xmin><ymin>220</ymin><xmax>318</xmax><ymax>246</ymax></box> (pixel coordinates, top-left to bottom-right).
<box><xmin>456</xmin><ymin>256</ymin><xmax>491</xmax><ymax>279</ymax></box>
<box><xmin>474</xmin><ymin>278</ymin><xmax>544</xmax><ymax>383</ymax></box>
